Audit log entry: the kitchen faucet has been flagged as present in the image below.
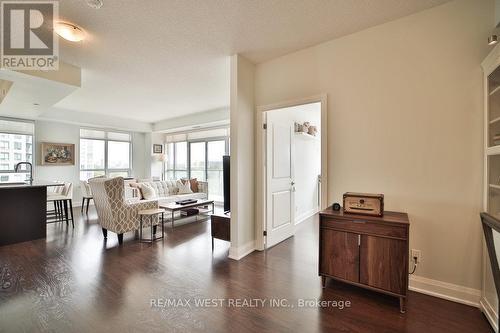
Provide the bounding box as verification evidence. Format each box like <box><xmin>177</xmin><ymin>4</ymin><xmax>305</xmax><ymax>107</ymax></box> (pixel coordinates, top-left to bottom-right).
<box><xmin>14</xmin><ymin>162</ymin><xmax>33</xmax><ymax>185</ymax></box>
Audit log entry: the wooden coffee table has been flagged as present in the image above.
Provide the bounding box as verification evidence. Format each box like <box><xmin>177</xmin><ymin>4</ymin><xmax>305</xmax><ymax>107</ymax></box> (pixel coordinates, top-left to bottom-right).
<box><xmin>160</xmin><ymin>199</ymin><xmax>214</xmax><ymax>228</ymax></box>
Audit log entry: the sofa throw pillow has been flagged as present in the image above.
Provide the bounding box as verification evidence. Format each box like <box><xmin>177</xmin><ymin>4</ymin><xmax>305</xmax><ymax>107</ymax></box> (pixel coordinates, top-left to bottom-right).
<box><xmin>190</xmin><ymin>178</ymin><xmax>199</xmax><ymax>193</ymax></box>
<box><xmin>141</xmin><ymin>184</ymin><xmax>157</xmax><ymax>200</ymax></box>
<box><xmin>181</xmin><ymin>178</ymin><xmax>199</xmax><ymax>193</ymax></box>
<box><xmin>129</xmin><ymin>182</ymin><xmax>143</xmax><ymax>199</ymax></box>
<box><xmin>177</xmin><ymin>179</ymin><xmax>193</xmax><ymax>194</ymax></box>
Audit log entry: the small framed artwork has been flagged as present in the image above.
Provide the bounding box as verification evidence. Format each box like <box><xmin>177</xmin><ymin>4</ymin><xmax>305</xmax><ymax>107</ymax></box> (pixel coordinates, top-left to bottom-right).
<box><xmin>153</xmin><ymin>144</ymin><xmax>163</xmax><ymax>154</ymax></box>
<box><xmin>40</xmin><ymin>142</ymin><xmax>75</xmax><ymax>166</ymax></box>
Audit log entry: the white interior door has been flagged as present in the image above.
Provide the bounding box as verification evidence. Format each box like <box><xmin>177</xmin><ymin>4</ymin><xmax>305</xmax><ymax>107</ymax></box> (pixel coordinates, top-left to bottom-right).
<box><xmin>265</xmin><ymin>111</ymin><xmax>295</xmax><ymax>248</ymax></box>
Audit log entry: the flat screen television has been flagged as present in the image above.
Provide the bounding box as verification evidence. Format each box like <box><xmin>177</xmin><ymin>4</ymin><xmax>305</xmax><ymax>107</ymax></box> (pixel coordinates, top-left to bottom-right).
<box><xmin>223</xmin><ymin>155</ymin><xmax>230</xmax><ymax>212</ymax></box>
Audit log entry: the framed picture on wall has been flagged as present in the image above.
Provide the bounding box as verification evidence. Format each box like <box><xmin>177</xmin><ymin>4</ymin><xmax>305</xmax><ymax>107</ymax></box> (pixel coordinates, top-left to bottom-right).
<box><xmin>40</xmin><ymin>142</ymin><xmax>75</xmax><ymax>165</ymax></box>
<box><xmin>153</xmin><ymin>144</ymin><xmax>163</xmax><ymax>154</ymax></box>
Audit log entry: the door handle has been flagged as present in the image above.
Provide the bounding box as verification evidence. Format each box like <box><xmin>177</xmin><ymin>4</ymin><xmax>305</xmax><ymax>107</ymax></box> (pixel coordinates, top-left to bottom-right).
<box><xmin>291</xmin><ymin>181</ymin><xmax>295</xmax><ymax>186</ymax></box>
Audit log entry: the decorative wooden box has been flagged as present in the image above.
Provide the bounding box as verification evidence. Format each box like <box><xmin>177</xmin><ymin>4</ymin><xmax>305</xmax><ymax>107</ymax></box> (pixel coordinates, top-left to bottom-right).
<box><xmin>343</xmin><ymin>192</ymin><xmax>384</xmax><ymax>217</ymax></box>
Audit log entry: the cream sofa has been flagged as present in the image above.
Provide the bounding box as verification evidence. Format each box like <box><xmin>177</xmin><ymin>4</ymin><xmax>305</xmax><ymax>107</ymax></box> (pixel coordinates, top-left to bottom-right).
<box><xmin>128</xmin><ymin>179</ymin><xmax>208</xmax><ymax>206</ymax></box>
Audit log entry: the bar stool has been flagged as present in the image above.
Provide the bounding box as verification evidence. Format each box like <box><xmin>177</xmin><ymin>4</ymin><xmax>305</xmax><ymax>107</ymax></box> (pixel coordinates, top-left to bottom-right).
<box><xmin>47</xmin><ymin>184</ymin><xmax>64</xmax><ymax>223</ymax></box>
<box><xmin>47</xmin><ymin>183</ymin><xmax>74</xmax><ymax>227</ymax></box>
<box><xmin>80</xmin><ymin>180</ymin><xmax>93</xmax><ymax>214</ymax></box>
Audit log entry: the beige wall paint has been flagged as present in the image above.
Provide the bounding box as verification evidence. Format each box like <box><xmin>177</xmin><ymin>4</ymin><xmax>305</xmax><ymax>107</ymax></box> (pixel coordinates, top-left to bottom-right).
<box><xmin>230</xmin><ymin>55</ymin><xmax>256</xmax><ymax>258</ymax></box>
<box><xmin>254</xmin><ymin>0</ymin><xmax>493</xmax><ymax>290</ymax></box>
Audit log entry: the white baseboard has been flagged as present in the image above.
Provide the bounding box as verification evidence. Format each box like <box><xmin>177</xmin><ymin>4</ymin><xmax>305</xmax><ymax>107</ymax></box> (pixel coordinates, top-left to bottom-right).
<box><xmin>295</xmin><ymin>207</ymin><xmax>318</xmax><ymax>225</ymax></box>
<box><xmin>480</xmin><ymin>297</ymin><xmax>499</xmax><ymax>332</ymax></box>
<box><xmin>409</xmin><ymin>275</ymin><xmax>481</xmax><ymax>307</ymax></box>
<box><xmin>228</xmin><ymin>240</ymin><xmax>255</xmax><ymax>260</ymax></box>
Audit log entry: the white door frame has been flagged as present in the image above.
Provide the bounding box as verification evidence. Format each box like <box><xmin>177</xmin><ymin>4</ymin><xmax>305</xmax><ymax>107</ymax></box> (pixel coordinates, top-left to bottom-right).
<box><xmin>255</xmin><ymin>94</ymin><xmax>328</xmax><ymax>251</ymax></box>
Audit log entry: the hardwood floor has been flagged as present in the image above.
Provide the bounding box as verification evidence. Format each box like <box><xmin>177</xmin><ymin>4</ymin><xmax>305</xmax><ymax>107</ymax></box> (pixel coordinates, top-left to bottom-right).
<box><xmin>0</xmin><ymin>208</ymin><xmax>493</xmax><ymax>332</ymax></box>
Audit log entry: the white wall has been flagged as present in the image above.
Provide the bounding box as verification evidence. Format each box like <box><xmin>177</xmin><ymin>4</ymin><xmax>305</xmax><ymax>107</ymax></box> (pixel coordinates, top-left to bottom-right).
<box><xmin>35</xmin><ymin>120</ymin><xmax>81</xmax><ymax>202</ymax></box>
<box><xmin>34</xmin><ymin>120</ymin><xmax>147</xmax><ymax>205</ymax></box>
<box><xmin>229</xmin><ymin>54</ymin><xmax>256</xmax><ymax>259</ymax></box>
<box><xmin>132</xmin><ymin>132</ymin><xmax>147</xmax><ymax>180</ymax></box>
<box><xmin>255</xmin><ymin>0</ymin><xmax>493</xmax><ymax>296</ymax></box>
<box><xmin>147</xmin><ymin>132</ymin><xmax>165</xmax><ymax>180</ymax></box>
<box><xmin>267</xmin><ymin>103</ymin><xmax>321</xmax><ymax>223</ymax></box>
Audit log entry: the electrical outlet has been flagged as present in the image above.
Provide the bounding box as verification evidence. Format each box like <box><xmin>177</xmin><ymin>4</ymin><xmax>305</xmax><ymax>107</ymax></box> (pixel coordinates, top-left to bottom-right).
<box><xmin>411</xmin><ymin>249</ymin><xmax>422</xmax><ymax>263</ymax></box>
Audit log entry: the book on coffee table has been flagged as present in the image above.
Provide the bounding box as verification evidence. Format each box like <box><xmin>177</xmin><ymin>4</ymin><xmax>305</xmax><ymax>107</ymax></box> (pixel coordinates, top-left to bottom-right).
<box><xmin>181</xmin><ymin>208</ymin><xmax>199</xmax><ymax>216</ymax></box>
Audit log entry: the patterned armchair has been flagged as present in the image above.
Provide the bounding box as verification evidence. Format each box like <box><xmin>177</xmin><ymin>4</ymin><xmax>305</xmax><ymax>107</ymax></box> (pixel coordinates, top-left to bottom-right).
<box><xmin>89</xmin><ymin>177</ymin><xmax>159</xmax><ymax>244</ymax></box>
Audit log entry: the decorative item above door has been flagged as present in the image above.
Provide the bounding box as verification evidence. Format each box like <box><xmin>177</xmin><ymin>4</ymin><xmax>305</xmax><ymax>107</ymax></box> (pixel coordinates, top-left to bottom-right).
<box><xmin>294</xmin><ymin>121</ymin><xmax>318</xmax><ymax>137</ymax></box>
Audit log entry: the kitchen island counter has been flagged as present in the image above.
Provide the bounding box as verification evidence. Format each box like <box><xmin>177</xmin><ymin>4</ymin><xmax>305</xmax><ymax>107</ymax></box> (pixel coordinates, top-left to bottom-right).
<box><xmin>0</xmin><ymin>182</ymin><xmax>62</xmax><ymax>246</ymax></box>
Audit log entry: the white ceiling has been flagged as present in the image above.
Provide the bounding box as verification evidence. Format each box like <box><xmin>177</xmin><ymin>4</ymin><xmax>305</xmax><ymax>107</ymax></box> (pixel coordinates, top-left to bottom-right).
<box><xmin>54</xmin><ymin>0</ymin><xmax>451</xmax><ymax>123</ymax></box>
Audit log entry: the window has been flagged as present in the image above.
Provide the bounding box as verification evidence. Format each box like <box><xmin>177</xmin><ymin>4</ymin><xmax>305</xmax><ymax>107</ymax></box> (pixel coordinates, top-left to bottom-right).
<box><xmin>0</xmin><ymin>118</ymin><xmax>34</xmax><ymax>182</ymax></box>
<box><xmin>165</xmin><ymin>128</ymin><xmax>229</xmax><ymax>202</ymax></box>
<box><xmin>174</xmin><ymin>141</ymin><xmax>188</xmax><ymax>179</ymax></box>
<box><xmin>80</xmin><ymin>138</ymin><xmax>105</xmax><ymax>179</ymax></box>
<box><xmin>79</xmin><ymin>129</ymin><xmax>132</xmax><ymax>180</ymax></box>
<box><xmin>190</xmin><ymin>142</ymin><xmax>206</xmax><ymax>181</ymax></box>
<box><xmin>166</xmin><ymin>142</ymin><xmax>174</xmax><ymax>180</ymax></box>
<box><xmin>108</xmin><ymin>141</ymin><xmax>130</xmax><ymax>169</ymax></box>
<box><xmin>207</xmin><ymin>140</ymin><xmax>226</xmax><ymax>202</ymax></box>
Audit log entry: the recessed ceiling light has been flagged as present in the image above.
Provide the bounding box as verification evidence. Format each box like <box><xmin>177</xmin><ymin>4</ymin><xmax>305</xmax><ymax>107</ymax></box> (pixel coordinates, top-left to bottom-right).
<box><xmin>488</xmin><ymin>35</ymin><xmax>498</xmax><ymax>45</ymax></box>
<box><xmin>55</xmin><ymin>22</ymin><xmax>85</xmax><ymax>42</ymax></box>
<box><xmin>86</xmin><ymin>0</ymin><xmax>103</xmax><ymax>9</ymax></box>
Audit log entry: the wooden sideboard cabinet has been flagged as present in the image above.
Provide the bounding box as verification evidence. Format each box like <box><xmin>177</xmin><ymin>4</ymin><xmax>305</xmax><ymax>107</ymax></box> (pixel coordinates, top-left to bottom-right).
<box><xmin>319</xmin><ymin>207</ymin><xmax>410</xmax><ymax>313</ymax></box>
<box><xmin>211</xmin><ymin>212</ymin><xmax>230</xmax><ymax>250</ymax></box>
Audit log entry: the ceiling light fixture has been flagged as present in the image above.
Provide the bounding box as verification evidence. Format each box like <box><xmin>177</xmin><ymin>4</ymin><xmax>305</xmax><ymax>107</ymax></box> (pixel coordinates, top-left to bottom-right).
<box><xmin>86</xmin><ymin>0</ymin><xmax>103</xmax><ymax>9</ymax></box>
<box><xmin>54</xmin><ymin>22</ymin><xmax>85</xmax><ymax>42</ymax></box>
<box><xmin>489</xmin><ymin>35</ymin><xmax>498</xmax><ymax>45</ymax></box>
